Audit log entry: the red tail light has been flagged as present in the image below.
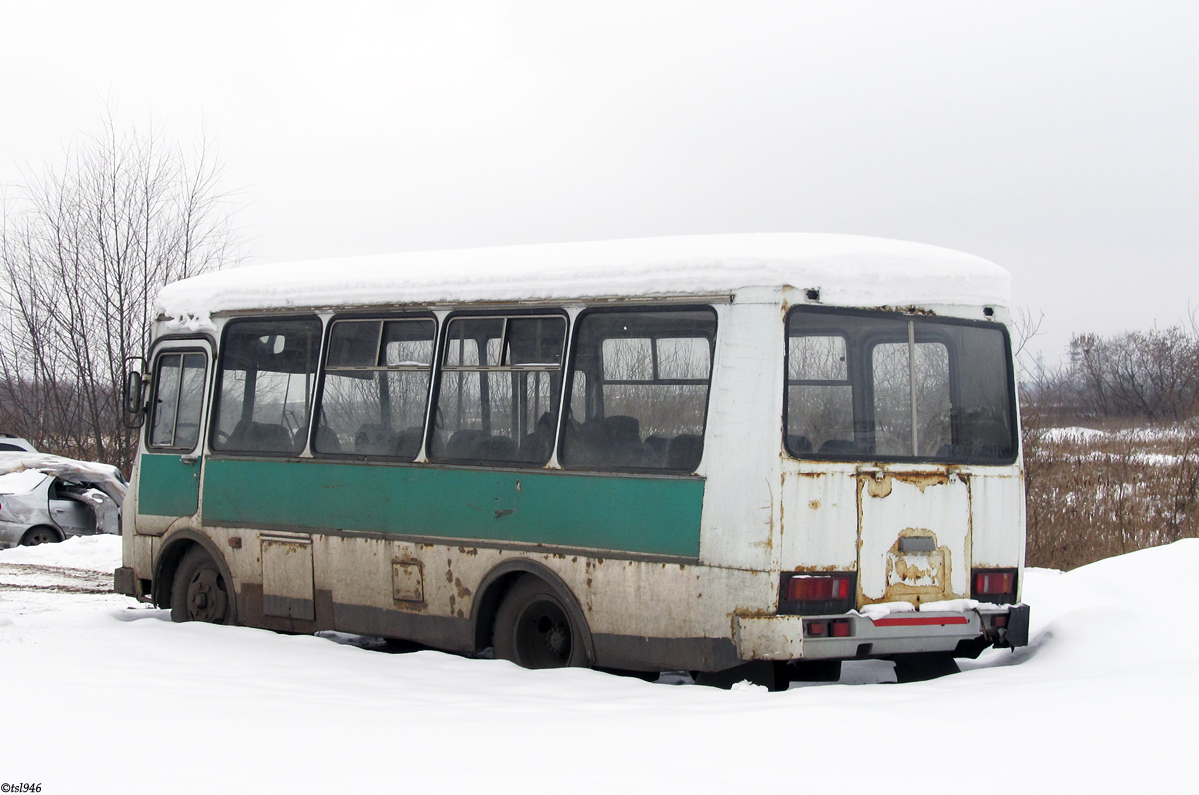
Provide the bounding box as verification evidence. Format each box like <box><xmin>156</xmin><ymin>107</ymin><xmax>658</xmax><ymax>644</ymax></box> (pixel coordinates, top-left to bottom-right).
<box><xmin>975</xmin><ymin>571</ymin><xmax>1014</xmax><ymax>595</ymax></box>
<box><xmin>780</xmin><ymin>572</ymin><xmax>856</xmax><ymax>615</ymax></box>
<box><xmin>785</xmin><ymin>575</ymin><xmax>851</xmax><ymax>602</ymax></box>
<box><xmin>971</xmin><ymin>568</ymin><xmax>1018</xmax><ymax>604</ymax></box>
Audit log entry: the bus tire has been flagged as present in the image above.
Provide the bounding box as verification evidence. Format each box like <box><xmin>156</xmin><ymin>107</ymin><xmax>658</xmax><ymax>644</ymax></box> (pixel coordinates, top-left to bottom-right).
<box><xmin>493</xmin><ymin>576</ymin><xmax>587</xmax><ymax>669</ymax></box>
<box><xmin>171</xmin><ymin>546</ymin><xmax>234</xmax><ymax>625</ymax></box>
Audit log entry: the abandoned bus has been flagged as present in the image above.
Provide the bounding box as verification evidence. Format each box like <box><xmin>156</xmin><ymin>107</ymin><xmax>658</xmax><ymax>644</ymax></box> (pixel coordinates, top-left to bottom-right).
<box><xmin>115</xmin><ymin>234</ymin><xmax>1029</xmax><ymax>687</ymax></box>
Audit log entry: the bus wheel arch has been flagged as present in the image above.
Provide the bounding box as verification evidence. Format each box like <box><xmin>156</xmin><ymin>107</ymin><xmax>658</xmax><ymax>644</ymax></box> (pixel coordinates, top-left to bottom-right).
<box><xmin>472</xmin><ymin>560</ymin><xmax>594</xmax><ymax>668</ymax></box>
<box><xmin>154</xmin><ymin>530</ymin><xmax>239</xmax><ymax>625</ymax></box>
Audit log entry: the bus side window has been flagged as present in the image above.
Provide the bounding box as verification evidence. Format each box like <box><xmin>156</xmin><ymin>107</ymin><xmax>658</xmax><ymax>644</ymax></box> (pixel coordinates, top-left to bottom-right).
<box><xmin>314</xmin><ymin>317</ymin><xmax>436</xmax><ymax>460</ymax></box>
<box><xmin>560</xmin><ymin>307</ymin><xmax>716</xmax><ymax>473</ymax></box>
<box><xmin>211</xmin><ymin>317</ymin><xmax>322</xmax><ymax>456</ymax></box>
<box><xmin>429</xmin><ymin>314</ymin><xmax>566</xmax><ymax>467</ymax></box>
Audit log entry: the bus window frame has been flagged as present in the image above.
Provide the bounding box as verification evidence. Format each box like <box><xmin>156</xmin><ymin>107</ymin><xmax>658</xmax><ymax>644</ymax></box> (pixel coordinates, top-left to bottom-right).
<box><xmin>783</xmin><ymin>305</ymin><xmax>1018</xmax><ymax>466</ymax></box>
<box><xmin>309</xmin><ymin>311</ymin><xmax>440</xmax><ymax>462</ymax></box>
<box><xmin>146</xmin><ymin>345</ymin><xmax>210</xmax><ymax>453</ymax></box>
<box><xmin>208</xmin><ymin>314</ymin><xmax>324</xmax><ymax>458</ymax></box>
<box><xmin>427</xmin><ymin>307</ymin><xmax>570</xmax><ymax>469</ymax></box>
<box><xmin>558</xmin><ymin>304</ymin><xmax>718</xmax><ymax>475</ymax></box>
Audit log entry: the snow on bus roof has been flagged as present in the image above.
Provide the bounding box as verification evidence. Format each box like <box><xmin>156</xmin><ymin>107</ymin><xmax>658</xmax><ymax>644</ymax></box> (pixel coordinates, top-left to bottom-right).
<box><xmin>156</xmin><ymin>234</ymin><xmax>1009</xmax><ymax>328</ymax></box>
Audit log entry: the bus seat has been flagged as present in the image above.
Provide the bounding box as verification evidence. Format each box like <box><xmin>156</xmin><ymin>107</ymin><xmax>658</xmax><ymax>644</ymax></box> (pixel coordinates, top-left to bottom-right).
<box><xmin>519</xmin><ymin>429</ymin><xmax>553</xmax><ymax>463</ymax></box>
<box><xmin>228</xmin><ymin>420</ymin><xmax>295</xmax><ymax>453</ymax></box>
<box><xmin>602</xmin><ymin>415</ymin><xmax>641</xmax><ymax>445</ymax></box>
<box><xmin>474</xmin><ymin>435</ymin><xmax>517</xmax><ymax>461</ymax></box>
<box><xmin>256</xmin><ymin>423</ymin><xmax>296</xmax><ymax>453</ymax></box>
<box><xmin>818</xmin><ymin>439</ymin><xmax>862</xmax><ymax>455</ymax></box>
<box><xmin>666</xmin><ymin>434</ymin><xmax>703</xmax><ymax>470</ymax></box>
<box><xmin>562</xmin><ymin>421</ymin><xmax>604</xmax><ymax>465</ymax></box>
<box><xmin>395</xmin><ymin>426</ymin><xmax>424</xmax><ymax>458</ymax></box>
<box><xmin>446</xmin><ymin>429</ymin><xmax>488</xmax><ymax>458</ymax></box>
<box><xmin>787</xmin><ymin>434</ymin><xmax>812</xmax><ymax>453</ymax></box>
<box><xmin>355</xmin><ymin>423</ymin><xmax>398</xmax><ymax>455</ymax></box>
<box><xmin>314</xmin><ymin>425</ymin><xmax>342</xmax><ymax>453</ymax></box>
<box><xmin>645</xmin><ymin>435</ymin><xmax>670</xmax><ymax>457</ymax></box>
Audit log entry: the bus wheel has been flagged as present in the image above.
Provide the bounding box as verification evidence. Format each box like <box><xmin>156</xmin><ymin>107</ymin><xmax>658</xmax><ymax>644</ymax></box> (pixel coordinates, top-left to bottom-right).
<box><xmin>171</xmin><ymin>547</ymin><xmax>233</xmax><ymax>624</ymax></box>
<box><xmin>493</xmin><ymin>576</ymin><xmax>586</xmax><ymax>669</ymax></box>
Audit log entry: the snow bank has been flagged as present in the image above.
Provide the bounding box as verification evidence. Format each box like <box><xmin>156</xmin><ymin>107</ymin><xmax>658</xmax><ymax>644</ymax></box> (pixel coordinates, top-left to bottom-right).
<box><xmin>1041</xmin><ymin>426</ymin><xmax>1107</xmax><ymax>442</ymax></box>
<box><xmin>156</xmin><ymin>234</ymin><xmax>1010</xmax><ymax>330</ymax></box>
<box><xmin>0</xmin><ymin>533</ymin><xmax>121</xmax><ymax>570</ymax></box>
<box><xmin>3</xmin><ymin>540</ymin><xmax>1196</xmax><ymax>793</ymax></box>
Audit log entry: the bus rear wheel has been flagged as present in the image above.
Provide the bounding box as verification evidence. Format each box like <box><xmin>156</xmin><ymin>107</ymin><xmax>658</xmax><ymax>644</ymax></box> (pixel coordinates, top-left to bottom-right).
<box><xmin>493</xmin><ymin>576</ymin><xmax>586</xmax><ymax>669</ymax></box>
<box><xmin>171</xmin><ymin>547</ymin><xmax>234</xmax><ymax>624</ymax></box>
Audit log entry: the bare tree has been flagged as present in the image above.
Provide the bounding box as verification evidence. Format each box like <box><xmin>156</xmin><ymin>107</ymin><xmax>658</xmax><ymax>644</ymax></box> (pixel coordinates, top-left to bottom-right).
<box><xmin>1068</xmin><ymin>327</ymin><xmax>1199</xmax><ymax>422</ymax></box>
<box><xmin>0</xmin><ymin>113</ymin><xmax>243</xmax><ymax>471</ymax></box>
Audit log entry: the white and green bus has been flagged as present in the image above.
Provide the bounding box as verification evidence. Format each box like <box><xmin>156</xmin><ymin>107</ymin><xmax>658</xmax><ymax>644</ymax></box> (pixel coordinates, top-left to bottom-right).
<box><xmin>115</xmin><ymin>234</ymin><xmax>1029</xmax><ymax>687</ymax></box>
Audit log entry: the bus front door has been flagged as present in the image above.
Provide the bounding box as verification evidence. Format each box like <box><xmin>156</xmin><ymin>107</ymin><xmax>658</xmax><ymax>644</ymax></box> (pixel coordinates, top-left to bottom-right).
<box><xmin>135</xmin><ymin>340</ymin><xmax>212</xmax><ymax>536</ymax></box>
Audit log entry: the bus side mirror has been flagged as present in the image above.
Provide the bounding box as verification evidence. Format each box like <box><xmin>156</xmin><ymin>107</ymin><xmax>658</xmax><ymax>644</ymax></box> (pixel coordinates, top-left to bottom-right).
<box><xmin>123</xmin><ymin>357</ymin><xmax>147</xmax><ymax>428</ymax></box>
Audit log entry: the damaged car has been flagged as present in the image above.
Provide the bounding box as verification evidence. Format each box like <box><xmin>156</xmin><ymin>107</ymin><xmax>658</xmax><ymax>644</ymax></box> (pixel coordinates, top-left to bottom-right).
<box><xmin>0</xmin><ymin>452</ymin><xmax>126</xmax><ymax>548</ymax></box>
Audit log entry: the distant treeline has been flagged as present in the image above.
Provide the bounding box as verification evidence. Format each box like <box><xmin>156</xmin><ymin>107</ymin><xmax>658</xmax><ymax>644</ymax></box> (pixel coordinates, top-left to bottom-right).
<box><xmin>1024</xmin><ymin>325</ymin><xmax>1199</xmax><ymax>424</ymax></box>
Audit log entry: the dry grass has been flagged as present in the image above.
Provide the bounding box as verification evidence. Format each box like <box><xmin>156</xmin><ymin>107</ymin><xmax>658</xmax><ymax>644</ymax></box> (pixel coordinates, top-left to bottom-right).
<box><xmin>1024</xmin><ymin>421</ymin><xmax>1199</xmax><ymax>569</ymax></box>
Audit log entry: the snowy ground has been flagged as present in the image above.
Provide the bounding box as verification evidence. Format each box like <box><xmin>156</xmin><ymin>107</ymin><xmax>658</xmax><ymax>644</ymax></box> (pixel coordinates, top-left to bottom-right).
<box><xmin>2</xmin><ymin>537</ymin><xmax>1195</xmax><ymax>793</ymax></box>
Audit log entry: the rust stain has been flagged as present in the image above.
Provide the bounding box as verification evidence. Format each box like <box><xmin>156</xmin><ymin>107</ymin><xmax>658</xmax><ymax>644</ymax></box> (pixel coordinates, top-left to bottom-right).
<box><xmin>789</xmin><ymin>564</ymin><xmax>852</xmax><ymax>573</ymax></box>
<box><xmin>734</xmin><ymin>607</ymin><xmax>775</xmax><ymax>619</ymax></box>
<box><xmin>879</xmin><ymin>529</ymin><xmax>963</xmax><ymax>603</ymax></box>
<box><xmin>454</xmin><ymin>577</ymin><xmax>472</xmax><ymax>599</ymax></box>
<box><xmin>456</xmin><ymin>546</ymin><xmax>478</xmax><ymax>556</ymax></box>
<box><xmin>866</xmin><ymin>476</ymin><xmax>893</xmax><ymax>498</ymax></box>
<box><xmin>808</xmin><ymin>500</ymin><xmax>820</xmax><ymax>510</ymax></box>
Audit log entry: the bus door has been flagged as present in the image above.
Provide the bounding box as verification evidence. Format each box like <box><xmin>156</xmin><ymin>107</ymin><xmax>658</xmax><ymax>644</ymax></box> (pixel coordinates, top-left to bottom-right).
<box><xmin>853</xmin><ymin>330</ymin><xmax>971</xmax><ymax>606</ymax></box>
<box><xmin>137</xmin><ymin>339</ymin><xmax>212</xmax><ymax>535</ymax></box>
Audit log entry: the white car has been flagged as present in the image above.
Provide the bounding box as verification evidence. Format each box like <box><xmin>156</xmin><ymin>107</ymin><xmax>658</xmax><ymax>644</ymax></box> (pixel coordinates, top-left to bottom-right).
<box><xmin>0</xmin><ymin>433</ymin><xmax>37</xmax><ymax>453</ymax></box>
<box><xmin>0</xmin><ymin>453</ymin><xmax>126</xmax><ymax>548</ymax></box>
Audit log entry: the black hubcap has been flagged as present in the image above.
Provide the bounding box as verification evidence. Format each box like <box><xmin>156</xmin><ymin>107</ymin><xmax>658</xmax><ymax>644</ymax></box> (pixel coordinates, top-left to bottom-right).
<box><xmin>514</xmin><ymin>598</ymin><xmax>573</xmax><ymax>668</ymax></box>
<box><xmin>185</xmin><ymin>567</ymin><xmax>228</xmax><ymax>622</ymax></box>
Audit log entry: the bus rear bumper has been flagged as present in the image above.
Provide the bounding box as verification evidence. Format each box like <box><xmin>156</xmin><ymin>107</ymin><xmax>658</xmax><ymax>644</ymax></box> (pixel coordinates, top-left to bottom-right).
<box><xmin>734</xmin><ymin>604</ymin><xmax>1030</xmax><ymax>662</ymax></box>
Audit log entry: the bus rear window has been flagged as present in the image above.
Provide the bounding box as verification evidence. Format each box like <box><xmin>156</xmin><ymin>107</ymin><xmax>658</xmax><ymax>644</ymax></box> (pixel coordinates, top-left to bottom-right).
<box><xmin>785</xmin><ymin>307</ymin><xmax>1015</xmax><ymax>464</ymax></box>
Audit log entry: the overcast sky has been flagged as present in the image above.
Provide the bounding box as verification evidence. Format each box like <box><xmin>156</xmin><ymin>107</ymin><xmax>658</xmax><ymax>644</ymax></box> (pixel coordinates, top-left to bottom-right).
<box><xmin>4</xmin><ymin>1</ymin><xmax>1198</xmax><ymax>361</ymax></box>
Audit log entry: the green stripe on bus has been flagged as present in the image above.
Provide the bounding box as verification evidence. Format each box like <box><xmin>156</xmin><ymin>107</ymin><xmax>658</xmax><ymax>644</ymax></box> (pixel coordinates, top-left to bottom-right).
<box><xmin>200</xmin><ymin>458</ymin><xmax>704</xmax><ymax>558</ymax></box>
<box><xmin>138</xmin><ymin>453</ymin><xmax>201</xmax><ymax>517</ymax></box>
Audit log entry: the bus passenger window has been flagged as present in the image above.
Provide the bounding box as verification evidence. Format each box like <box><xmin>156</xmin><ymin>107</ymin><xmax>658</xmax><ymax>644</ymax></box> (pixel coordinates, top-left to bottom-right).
<box><xmin>429</xmin><ymin>314</ymin><xmax>566</xmax><ymax>467</ymax></box>
<box><xmin>315</xmin><ymin>318</ymin><xmax>436</xmax><ymax>459</ymax></box>
<box><xmin>211</xmin><ymin>318</ymin><xmax>322</xmax><ymax>455</ymax></box>
<box><xmin>560</xmin><ymin>307</ymin><xmax>716</xmax><ymax>473</ymax></box>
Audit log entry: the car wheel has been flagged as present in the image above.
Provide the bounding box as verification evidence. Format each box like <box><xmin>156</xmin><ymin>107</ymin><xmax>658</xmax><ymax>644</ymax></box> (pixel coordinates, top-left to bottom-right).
<box><xmin>493</xmin><ymin>576</ymin><xmax>587</xmax><ymax>669</ymax></box>
<box><xmin>170</xmin><ymin>546</ymin><xmax>235</xmax><ymax>624</ymax></box>
<box><xmin>20</xmin><ymin>526</ymin><xmax>62</xmax><ymax>546</ymax></box>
